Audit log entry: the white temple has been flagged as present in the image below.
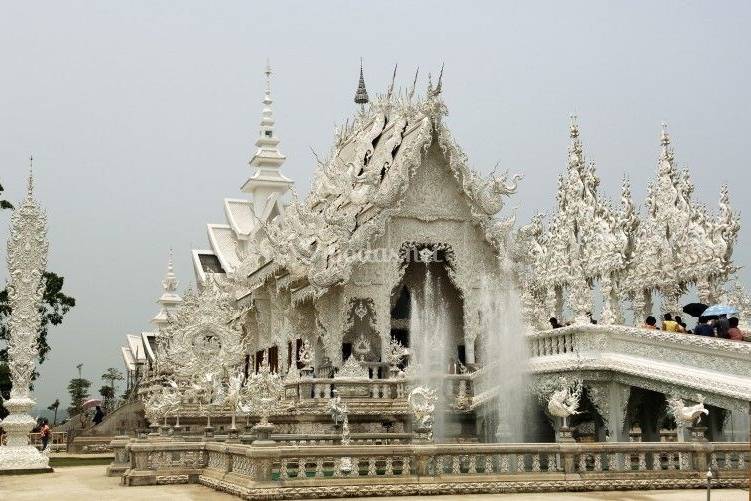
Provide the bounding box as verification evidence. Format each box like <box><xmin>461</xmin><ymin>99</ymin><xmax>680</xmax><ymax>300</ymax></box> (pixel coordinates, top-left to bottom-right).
<box><xmin>116</xmin><ymin>63</ymin><xmax>750</xmax><ymax>445</ymax></box>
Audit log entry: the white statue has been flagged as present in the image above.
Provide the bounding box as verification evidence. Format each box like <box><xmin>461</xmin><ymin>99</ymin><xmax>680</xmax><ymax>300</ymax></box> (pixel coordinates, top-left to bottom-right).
<box><xmin>547</xmin><ymin>379</ymin><xmax>582</xmax><ymax>427</ymax></box>
<box><xmin>667</xmin><ymin>394</ymin><xmax>709</xmax><ymax>427</ymax></box>
<box><xmin>408</xmin><ymin>386</ymin><xmax>438</xmax><ymax>439</ymax></box>
<box><xmin>225</xmin><ymin>369</ymin><xmax>246</xmax><ymax>432</ymax></box>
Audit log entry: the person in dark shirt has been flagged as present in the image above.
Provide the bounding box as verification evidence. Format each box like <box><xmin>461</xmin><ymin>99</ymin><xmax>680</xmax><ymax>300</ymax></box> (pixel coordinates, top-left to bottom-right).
<box><xmin>715</xmin><ymin>315</ymin><xmax>730</xmax><ymax>339</ymax></box>
<box><xmin>694</xmin><ymin>316</ymin><xmax>714</xmax><ymax>337</ymax></box>
<box><xmin>549</xmin><ymin>317</ymin><xmax>562</xmax><ymax>329</ymax></box>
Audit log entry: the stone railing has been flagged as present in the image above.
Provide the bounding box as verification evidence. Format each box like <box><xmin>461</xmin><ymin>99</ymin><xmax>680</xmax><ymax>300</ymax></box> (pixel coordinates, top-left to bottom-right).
<box><xmin>286</xmin><ymin>377</ymin><xmax>406</xmax><ymax>400</ymax></box>
<box><xmin>527</xmin><ymin>324</ymin><xmax>751</xmax><ymax>404</ymax></box>
<box><xmin>121</xmin><ymin>440</ymin><xmax>749</xmax><ymax>496</ymax></box>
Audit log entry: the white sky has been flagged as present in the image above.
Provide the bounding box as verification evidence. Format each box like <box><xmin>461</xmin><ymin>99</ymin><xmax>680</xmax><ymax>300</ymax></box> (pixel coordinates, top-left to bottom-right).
<box><xmin>1</xmin><ymin>1</ymin><xmax>749</xmax><ymax>411</ymax></box>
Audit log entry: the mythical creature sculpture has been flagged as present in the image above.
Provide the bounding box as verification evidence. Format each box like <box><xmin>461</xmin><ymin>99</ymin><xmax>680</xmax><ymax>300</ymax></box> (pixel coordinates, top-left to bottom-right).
<box><xmin>667</xmin><ymin>394</ymin><xmax>709</xmax><ymax>427</ymax></box>
<box><xmin>407</xmin><ymin>386</ymin><xmax>438</xmax><ymax>437</ymax></box>
<box><xmin>547</xmin><ymin>379</ymin><xmax>583</xmax><ymax>427</ymax></box>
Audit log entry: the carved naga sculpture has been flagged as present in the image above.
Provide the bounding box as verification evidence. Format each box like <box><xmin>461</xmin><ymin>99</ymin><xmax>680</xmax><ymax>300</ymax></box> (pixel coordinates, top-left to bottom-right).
<box><xmin>547</xmin><ymin>379</ymin><xmax>582</xmax><ymax>427</ymax></box>
<box><xmin>667</xmin><ymin>394</ymin><xmax>709</xmax><ymax>427</ymax></box>
<box><xmin>468</xmin><ymin>170</ymin><xmax>522</xmax><ymax>216</ymax></box>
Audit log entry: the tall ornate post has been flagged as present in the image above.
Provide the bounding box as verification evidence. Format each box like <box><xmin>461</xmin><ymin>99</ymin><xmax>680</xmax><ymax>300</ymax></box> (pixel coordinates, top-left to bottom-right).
<box><xmin>0</xmin><ymin>173</ymin><xmax>52</xmax><ymax>472</ymax></box>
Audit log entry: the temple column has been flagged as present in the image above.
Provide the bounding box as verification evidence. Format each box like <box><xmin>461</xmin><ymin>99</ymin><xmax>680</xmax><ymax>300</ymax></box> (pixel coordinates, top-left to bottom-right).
<box><xmin>587</xmin><ymin>382</ymin><xmax>631</xmax><ymax>442</ymax></box>
<box><xmin>722</xmin><ymin>405</ymin><xmax>750</xmax><ymax>442</ymax></box>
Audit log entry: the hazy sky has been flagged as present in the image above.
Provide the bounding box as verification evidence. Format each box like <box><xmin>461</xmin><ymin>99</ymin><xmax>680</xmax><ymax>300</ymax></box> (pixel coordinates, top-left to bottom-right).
<box><xmin>1</xmin><ymin>1</ymin><xmax>749</xmax><ymax>411</ymax></box>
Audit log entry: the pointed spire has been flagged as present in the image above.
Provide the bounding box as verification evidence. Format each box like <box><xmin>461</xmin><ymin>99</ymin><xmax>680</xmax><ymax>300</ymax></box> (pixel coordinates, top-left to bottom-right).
<box><xmin>152</xmin><ymin>248</ymin><xmax>182</xmax><ymax>329</ymax></box>
<box><xmin>354</xmin><ymin>59</ymin><xmax>369</xmax><ymax>106</ymax></box>
<box><xmin>659</xmin><ymin>121</ymin><xmax>674</xmax><ymax>163</ymax></box>
<box><xmin>27</xmin><ymin>155</ymin><xmax>34</xmax><ymax>198</ymax></box>
<box><xmin>241</xmin><ymin>61</ymin><xmax>293</xmax><ymax>213</ymax></box>
<box><xmin>568</xmin><ymin>114</ymin><xmax>584</xmax><ymax>168</ymax></box>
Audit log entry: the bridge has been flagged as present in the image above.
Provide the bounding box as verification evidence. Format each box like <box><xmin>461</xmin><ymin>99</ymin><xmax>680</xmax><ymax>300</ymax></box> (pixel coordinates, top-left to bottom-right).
<box><xmin>526</xmin><ymin>324</ymin><xmax>751</xmax><ymax>441</ymax></box>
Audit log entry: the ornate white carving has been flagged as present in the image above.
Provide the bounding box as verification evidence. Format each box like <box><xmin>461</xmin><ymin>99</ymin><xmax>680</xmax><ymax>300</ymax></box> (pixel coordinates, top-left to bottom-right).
<box><xmin>546</xmin><ymin>379</ymin><xmax>583</xmax><ymax>427</ymax></box>
<box><xmin>519</xmin><ymin>119</ymin><xmax>739</xmax><ymax>326</ymax></box>
<box><xmin>407</xmin><ymin>386</ymin><xmax>438</xmax><ymax>438</ymax></box>
<box><xmin>0</xmin><ymin>174</ymin><xmax>51</xmax><ymax>471</ymax></box>
<box><xmin>667</xmin><ymin>394</ymin><xmax>708</xmax><ymax>427</ymax></box>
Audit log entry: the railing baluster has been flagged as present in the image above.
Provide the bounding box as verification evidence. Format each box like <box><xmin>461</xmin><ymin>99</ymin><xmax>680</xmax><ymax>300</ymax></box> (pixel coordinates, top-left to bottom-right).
<box><xmin>451</xmin><ymin>455</ymin><xmax>460</xmax><ymax>474</ymax></box>
<box><xmin>484</xmin><ymin>454</ymin><xmax>493</xmax><ymax>474</ymax></box>
<box><xmin>315</xmin><ymin>457</ymin><xmax>324</xmax><ymax>478</ymax></box>
<box><xmin>500</xmin><ymin>454</ymin><xmax>510</xmax><ymax>473</ymax></box>
<box><xmin>385</xmin><ymin>456</ymin><xmax>394</xmax><ymax>476</ymax></box>
<box><xmin>594</xmin><ymin>453</ymin><xmax>602</xmax><ymax>472</ymax></box>
<box><xmin>532</xmin><ymin>453</ymin><xmax>541</xmax><ymax>472</ymax></box>
<box><xmin>578</xmin><ymin>454</ymin><xmax>587</xmax><ymax>472</ymax></box>
<box><xmin>401</xmin><ymin>456</ymin><xmax>410</xmax><ymax>476</ymax></box>
<box><xmin>297</xmin><ymin>458</ymin><xmax>306</xmax><ymax>478</ymax></box>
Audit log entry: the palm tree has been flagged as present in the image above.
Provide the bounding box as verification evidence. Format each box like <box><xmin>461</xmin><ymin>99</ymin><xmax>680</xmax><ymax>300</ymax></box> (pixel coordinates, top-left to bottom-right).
<box><xmin>47</xmin><ymin>399</ymin><xmax>60</xmax><ymax>425</ymax></box>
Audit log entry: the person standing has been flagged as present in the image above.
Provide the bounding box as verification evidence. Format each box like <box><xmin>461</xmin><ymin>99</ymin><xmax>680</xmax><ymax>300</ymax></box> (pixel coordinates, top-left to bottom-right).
<box><xmin>694</xmin><ymin>317</ymin><xmax>714</xmax><ymax>337</ymax></box>
<box><xmin>93</xmin><ymin>405</ymin><xmax>105</xmax><ymax>425</ymax></box>
<box><xmin>40</xmin><ymin>418</ymin><xmax>51</xmax><ymax>451</ymax></box>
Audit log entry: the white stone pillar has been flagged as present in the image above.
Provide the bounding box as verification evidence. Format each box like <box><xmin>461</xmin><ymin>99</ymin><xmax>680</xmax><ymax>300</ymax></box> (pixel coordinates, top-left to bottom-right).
<box><xmin>0</xmin><ymin>176</ymin><xmax>52</xmax><ymax>472</ymax></box>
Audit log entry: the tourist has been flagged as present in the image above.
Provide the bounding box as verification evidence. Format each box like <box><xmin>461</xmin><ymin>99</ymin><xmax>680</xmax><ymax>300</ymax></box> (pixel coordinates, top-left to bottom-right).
<box><xmin>549</xmin><ymin>317</ymin><xmax>562</xmax><ymax>329</ymax></box>
<box><xmin>715</xmin><ymin>314</ymin><xmax>730</xmax><ymax>339</ymax></box>
<box><xmin>40</xmin><ymin>418</ymin><xmax>51</xmax><ymax>451</ymax></box>
<box><xmin>675</xmin><ymin>316</ymin><xmax>688</xmax><ymax>333</ymax></box>
<box><xmin>643</xmin><ymin>316</ymin><xmax>658</xmax><ymax>329</ymax></box>
<box><xmin>727</xmin><ymin>317</ymin><xmax>745</xmax><ymax>341</ymax></box>
<box><xmin>662</xmin><ymin>313</ymin><xmax>681</xmax><ymax>332</ymax></box>
<box><xmin>694</xmin><ymin>317</ymin><xmax>714</xmax><ymax>337</ymax></box>
<box><xmin>93</xmin><ymin>405</ymin><xmax>104</xmax><ymax>426</ymax></box>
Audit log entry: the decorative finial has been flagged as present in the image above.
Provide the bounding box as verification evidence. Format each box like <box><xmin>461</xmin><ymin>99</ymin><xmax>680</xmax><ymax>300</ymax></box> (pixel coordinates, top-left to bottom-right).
<box><xmin>27</xmin><ymin>154</ymin><xmax>34</xmax><ymax>197</ymax></box>
<box><xmin>354</xmin><ymin>58</ymin><xmax>369</xmax><ymax>106</ymax></box>
<box><xmin>434</xmin><ymin>63</ymin><xmax>444</xmax><ymax>96</ymax></box>
<box><xmin>408</xmin><ymin>67</ymin><xmax>419</xmax><ymax>100</ymax></box>
<box><xmin>264</xmin><ymin>59</ymin><xmax>272</xmax><ymax>96</ymax></box>
<box><xmin>660</xmin><ymin>121</ymin><xmax>670</xmax><ymax>145</ymax></box>
<box><xmin>569</xmin><ymin>114</ymin><xmax>579</xmax><ymax>138</ymax></box>
<box><xmin>386</xmin><ymin>63</ymin><xmax>398</xmax><ymax>100</ymax></box>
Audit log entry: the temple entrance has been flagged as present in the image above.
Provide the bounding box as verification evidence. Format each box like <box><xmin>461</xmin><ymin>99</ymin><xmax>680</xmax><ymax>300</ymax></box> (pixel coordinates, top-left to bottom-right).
<box><xmin>391</xmin><ymin>244</ymin><xmax>465</xmax><ymax>374</ymax></box>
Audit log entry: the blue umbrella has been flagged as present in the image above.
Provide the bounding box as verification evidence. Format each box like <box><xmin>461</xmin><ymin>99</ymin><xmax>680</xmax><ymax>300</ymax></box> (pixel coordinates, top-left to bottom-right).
<box><xmin>701</xmin><ymin>304</ymin><xmax>738</xmax><ymax>317</ymax></box>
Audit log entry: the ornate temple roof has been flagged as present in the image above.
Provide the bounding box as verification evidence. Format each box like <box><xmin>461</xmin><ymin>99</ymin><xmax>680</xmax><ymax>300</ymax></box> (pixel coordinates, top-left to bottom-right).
<box><xmin>262</xmin><ymin>66</ymin><xmax>519</xmax><ymax>291</ymax></box>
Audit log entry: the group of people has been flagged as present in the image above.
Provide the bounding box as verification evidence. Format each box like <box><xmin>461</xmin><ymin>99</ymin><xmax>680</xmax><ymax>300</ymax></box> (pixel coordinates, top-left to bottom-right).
<box><xmin>643</xmin><ymin>313</ymin><xmax>746</xmax><ymax>341</ymax></box>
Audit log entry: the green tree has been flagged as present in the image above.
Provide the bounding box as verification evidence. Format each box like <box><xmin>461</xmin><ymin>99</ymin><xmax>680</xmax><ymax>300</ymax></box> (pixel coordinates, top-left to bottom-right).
<box><xmin>0</xmin><ymin>181</ymin><xmax>13</xmax><ymax>210</ymax></box>
<box><xmin>99</xmin><ymin>385</ymin><xmax>115</xmax><ymax>412</ymax></box>
<box><xmin>47</xmin><ymin>398</ymin><xmax>60</xmax><ymax>425</ymax></box>
<box><xmin>67</xmin><ymin>363</ymin><xmax>91</xmax><ymax>427</ymax></box>
<box><xmin>101</xmin><ymin>367</ymin><xmax>124</xmax><ymax>410</ymax></box>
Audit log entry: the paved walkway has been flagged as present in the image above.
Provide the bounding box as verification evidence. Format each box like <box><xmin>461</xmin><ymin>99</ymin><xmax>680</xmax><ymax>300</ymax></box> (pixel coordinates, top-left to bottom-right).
<box><xmin>0</xmin><ymin>466</ymin><xmax>747</xmax><ymax>500</ymax></box>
